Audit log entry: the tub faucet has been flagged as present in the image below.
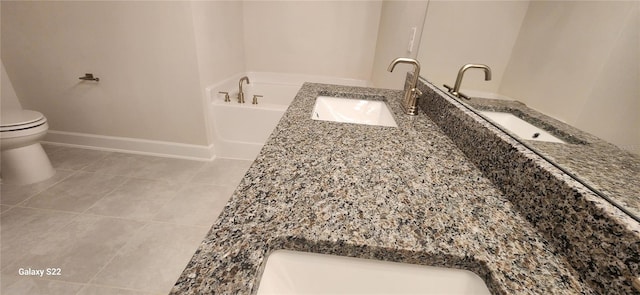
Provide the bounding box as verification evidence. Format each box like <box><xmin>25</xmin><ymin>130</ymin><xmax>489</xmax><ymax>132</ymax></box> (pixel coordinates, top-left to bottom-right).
<box><xmin>387</xmin><ymin>57</ymin><xmax>422</xmax><ymax>116</ymax></box>
<box><xmin>443</xmin><ymin>64</ymin><xmax>492</xmax><ymax>100</ymax></box>
<box><xmin>238</xmin><ymin>76</ymin><xmax>250</xmax><ymax>103</ymax></box>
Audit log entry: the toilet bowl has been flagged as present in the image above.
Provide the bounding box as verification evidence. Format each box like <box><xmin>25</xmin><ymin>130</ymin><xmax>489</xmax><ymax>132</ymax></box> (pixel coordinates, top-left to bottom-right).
<box><xmin>1</xmin><ymin>109</ymin><xmax>55</xmax><ymax>185</ymax></box>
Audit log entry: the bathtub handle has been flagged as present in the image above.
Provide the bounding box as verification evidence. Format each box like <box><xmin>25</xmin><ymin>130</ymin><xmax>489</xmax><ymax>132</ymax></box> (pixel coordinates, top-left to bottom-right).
<box><xmin>252</xmin><ymin>95</ymin><xmax>263</xmax><ymax>105</ymax></box>
<box><xmin>218</xmin><ymin>91</ymin><xmax>230</xmax><ymax>102</ymax></box>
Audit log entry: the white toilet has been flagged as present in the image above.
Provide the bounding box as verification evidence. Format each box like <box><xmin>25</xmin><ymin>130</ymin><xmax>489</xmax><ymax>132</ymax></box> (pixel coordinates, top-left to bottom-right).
<box><xmin>1</xmin><ymin>61</ymin><xmax>55</xmax><ymax>185</ymax></box>
<box><xmin>0</xmin><ymin>109</ymin><xmax>55</xmax><ymax>185</ymax></box>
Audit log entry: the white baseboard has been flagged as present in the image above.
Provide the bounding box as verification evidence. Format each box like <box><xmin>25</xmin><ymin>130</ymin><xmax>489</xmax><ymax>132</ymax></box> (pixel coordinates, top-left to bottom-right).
<box><xmin>43</xmin><ymin>130</ymin><xmax>215</xmax><ymax>161</ymax></box>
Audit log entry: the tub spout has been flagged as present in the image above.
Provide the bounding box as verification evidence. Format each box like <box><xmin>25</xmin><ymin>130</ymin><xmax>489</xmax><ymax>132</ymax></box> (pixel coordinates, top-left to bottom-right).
<box><xmin>238</xmin><ymin>76</ymin><xmax>250</xmax><ymax>103</ymax></box>
<box><xmin>443</xmin><ymin>64</ymin><xmax>492</xmax><ymax>100</ymax></box>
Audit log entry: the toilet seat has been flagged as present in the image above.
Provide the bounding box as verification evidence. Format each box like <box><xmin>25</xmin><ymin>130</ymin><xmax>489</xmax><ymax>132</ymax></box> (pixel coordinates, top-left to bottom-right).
<box><xmin>1</xmin><ymin>110</ymin><xmax>47</xmax><ymax>132</ymax></box>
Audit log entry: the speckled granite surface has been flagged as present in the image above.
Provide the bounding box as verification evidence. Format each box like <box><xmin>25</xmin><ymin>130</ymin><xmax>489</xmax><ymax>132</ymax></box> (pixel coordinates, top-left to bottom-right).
<box><xmin>171</xmin><ymin>83</ymin><xmax>597</xmax><ymax>294</ymax></box>
<box><xmin>462</xmin><ymin>96</ymin><xmax>640</xmax><ymax>219</ymax></box>
<box><xmin>416</xmin><ymin>78</ymin><xmax>640</xmax><ymax>294</ymax></box>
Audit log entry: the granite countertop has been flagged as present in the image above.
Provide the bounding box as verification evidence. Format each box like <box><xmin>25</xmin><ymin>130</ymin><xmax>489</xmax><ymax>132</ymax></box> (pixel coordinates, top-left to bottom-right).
<box><xmin>463</xmin><ymin>97</ymin><xmax>640</xmax><ymax>218</ymax></box>
<box><xmin>171</xmin><ymin>83</ymin><xmax>594</xmax><ymax>294</ymax></box>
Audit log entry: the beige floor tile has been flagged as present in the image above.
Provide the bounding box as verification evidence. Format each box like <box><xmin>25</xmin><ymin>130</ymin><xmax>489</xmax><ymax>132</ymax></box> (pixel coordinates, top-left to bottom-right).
<box><xmin>47</xmin><ymin>146</ymin><xmax>111</xmax><ymax>171</ymax></box>
<box><xmin>1</xmin><ymin>207</ymin><xmax>79</xmax><ymax>272</ymax></box>
<box><xmin>2</xmin><ymin>214</ymin><xmax>145</xmax><ymax>284</ymax></box>
<box><xmin>76</xmin><ymin>284</ymin><xmax>158</xmax><ymax>295</ymax></box>
<box><xmin>85</xmin><ymin>178</ymin><xmax>183</xmax><ymax>220</ymax></box>
<box><xmin>22</xmin><ymin>171</ymin><xmax>127</xmax><ymax>212</ymax></box>
<box><xmin>189</xmin><ymin>158</ymin><xmax>252</xmax><ymax>186</ymax></box>
<box><xmin>1</xmin><ymin>275</ymin><xmax>84</xmax><ymax>295</ymax></box>
<box><xmin>90</xmin><ymin>222</ymin><xmax>209</xmax><ymax>294</ymax></box>
<box><xmin>153</xmin><ymin>184</ymin><xmax>235</xmax><ymax>226</ymax></box>
<box><xmin>1</xmin><ymin>170</ymin><xmax>75</xmax><ymax>205</ymax></box>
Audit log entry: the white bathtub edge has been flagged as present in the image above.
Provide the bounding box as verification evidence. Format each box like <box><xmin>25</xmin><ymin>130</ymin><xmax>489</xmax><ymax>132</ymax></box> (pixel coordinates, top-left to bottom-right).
<box><xmin>43</xmin><ymin>130</ymin><xmax>215</xmax><ymax>161</ymax></box>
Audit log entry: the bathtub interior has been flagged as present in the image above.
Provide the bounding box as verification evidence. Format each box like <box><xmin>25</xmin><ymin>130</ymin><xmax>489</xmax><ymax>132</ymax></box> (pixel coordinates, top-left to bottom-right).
<box><xmin>208</xmin><ymin>72</ymin><xmax>370</xmax><ymax>160</ymax></box>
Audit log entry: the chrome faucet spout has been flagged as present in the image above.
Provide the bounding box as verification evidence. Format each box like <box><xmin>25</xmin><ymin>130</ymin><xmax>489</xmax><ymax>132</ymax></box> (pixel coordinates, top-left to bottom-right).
<box><xmin>387</xmin><ymin>57</ymin><xmax>422</xmax><ymax>116</ymax></box>
<box><xmin>444</xmin><ymin>64</ymin><xmax>492</xmax><ymax>100</ymax></box>
<box><xmin>483</xmin><ymin>68</ymin><xmax>492</xmax><ymax>81</ymax></box>
<box><xmin>238</xmin><ymin>76</ymin><xmax>250</xmax><ymax>103</ymax></box>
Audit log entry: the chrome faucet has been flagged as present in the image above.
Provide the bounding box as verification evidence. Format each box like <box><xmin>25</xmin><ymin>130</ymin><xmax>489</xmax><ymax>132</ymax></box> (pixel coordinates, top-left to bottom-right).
<box><xmin>443</xmin><ymin>64</ymin><xmax>492</xmax><ymax>100</ymax></box>
<box><xmin>387</xmin><ymin>57</ymin><xmax>422</xmax><ymax>115</ymax></box>
<box><xmin>238</xmin><ymin>76</ymin><xmax>250</xmax><ymax>103</ymax></box>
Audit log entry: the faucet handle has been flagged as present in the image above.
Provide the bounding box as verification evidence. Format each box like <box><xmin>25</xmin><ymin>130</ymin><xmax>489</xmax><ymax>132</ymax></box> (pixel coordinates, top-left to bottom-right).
<box><xmin>218</xmin><ymin>91</ymin><xmax>230</xmax><ymax>102</ymax></box>
<box><xmin>458</xmin><ymin>92</ymin><xmax>470</xmax><ymax>100</ymax></box>
<box><xmin>443</xmin><ymin>84</ymin><xmax>453</xmax><ymax>93</ymax></box>
<box><xmin>252</xmin><ymin>95</ymin><xmax>263</xmax><ymax>105</ymax></box>
<box><xmin>412</xmin><ymin>88</ymin><xmax>422</xmax><ymax>97</ymax></box>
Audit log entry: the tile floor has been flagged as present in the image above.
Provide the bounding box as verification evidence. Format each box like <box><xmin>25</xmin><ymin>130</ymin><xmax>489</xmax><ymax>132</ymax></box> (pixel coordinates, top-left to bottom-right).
<box><xmin>1</xmin><ymin>144</ymin><xmax>253</xmax><ymax>295</ymax></box>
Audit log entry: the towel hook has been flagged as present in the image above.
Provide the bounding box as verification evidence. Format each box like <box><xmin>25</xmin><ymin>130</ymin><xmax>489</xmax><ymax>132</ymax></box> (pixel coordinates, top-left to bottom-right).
<box><xmin>79</xmin><ymin>73</ymin><xmax>100</xmax><ymax>82</ymax></box>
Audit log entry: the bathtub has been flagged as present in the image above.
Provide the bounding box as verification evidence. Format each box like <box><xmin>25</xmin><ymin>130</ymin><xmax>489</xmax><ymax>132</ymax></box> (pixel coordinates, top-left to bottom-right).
<box><xmin>208</xmin><ymin>72</ymin><xmax>370</xmax><ymax>160</ymax></box>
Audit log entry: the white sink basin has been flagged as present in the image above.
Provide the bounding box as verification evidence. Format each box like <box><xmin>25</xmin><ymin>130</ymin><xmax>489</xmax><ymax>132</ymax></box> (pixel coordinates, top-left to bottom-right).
<box><xmin>479</xmin><ymin>111</ymin><xmax>565</xmax><ymax>144</ymax></box>
<box><xmin>257</xmin><ymin>250</ymin><xmax>492</xmax><ymax>295</ymax></box>
<box><xmin>311</xmin><ymin>96</ymin><xmax>397</xmax><ymax>127</ymax></box>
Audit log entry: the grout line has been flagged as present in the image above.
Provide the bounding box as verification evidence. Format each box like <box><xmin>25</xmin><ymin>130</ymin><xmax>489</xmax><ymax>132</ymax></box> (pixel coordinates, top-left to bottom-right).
<box><xmin>75</xmin><ymin>150</ymin><xmax>113</xmax><ymax>172</ymax></box>
<box><xmin>79</xmin><ymin>176</ymin><xmax>142</xmax><ymax>216</ymax></box>
<box><xmin>7</xmin><ymin>170</ymin><xmax>131</xmax><ymax>216</ymax></box>
<box><xmin>0</xmin><ymin>204</ymin><xmax>15</xmax><ymax>214</ymax></box>
<box><xmin>76</xmin><ymin>174</ymin><xmax>132</xmax><ymax>216</ymax></box>
<box><xmin>84</xmin><ymin>222</ymin><xmax>152</xmax><ymax>287</ymax></box>
<box><xmin>7</xmin><ymin>169</ymin><xmax>80</xmax><ymax>208</ymax></box>
<box><xmin>1</xmin><ymin>275</ymin><xmax>89</xmax><ymax>293</ymax></box>
<box><xmin>76</xmin><ymin>191</ymin><xmax>185</xmax><ymax>224</ymax></box>
<box><xmin>183</xmin><ymin>159</ymin><xmax>211</xmax><ymax>184</ymax></box>
<box><xmin>3</xmin><ymin>204</ymin><xmax>83</xmax><ymax>216</ymax></box>
<box><xmin>77</xmin><ymin>152</ymin><xmax>207</xmax><ymax>185</ymax></box>
<box><xmin>47</xmin><ymin>145</ymin><xmax>113</xmax><ymax>172</ymax></box>
<box><xmin>83</xmin><ymin>221</ymin><xmax>209</xmax><ymax>294</ymax></box>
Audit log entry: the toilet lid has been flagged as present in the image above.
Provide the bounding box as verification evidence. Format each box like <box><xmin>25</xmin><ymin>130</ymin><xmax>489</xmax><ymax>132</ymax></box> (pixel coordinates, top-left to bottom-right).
<box><xmin>1</xmin><ymin>110</ymin><xmax>46</xmax><ymax>129</ymax></box>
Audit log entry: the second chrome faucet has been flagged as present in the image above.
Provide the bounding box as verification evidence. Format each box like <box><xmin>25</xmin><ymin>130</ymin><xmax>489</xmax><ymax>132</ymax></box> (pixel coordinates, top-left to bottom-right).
<box><xmin>444</xmin><ymin>64</ymin><xmax>492</xmax><ymax>100</ymax></box>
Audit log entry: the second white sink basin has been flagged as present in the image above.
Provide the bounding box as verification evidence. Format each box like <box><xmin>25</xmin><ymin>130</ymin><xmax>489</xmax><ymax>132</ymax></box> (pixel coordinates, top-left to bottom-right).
<box><xmin>479</xmin><ymin>111</ymin><xmax>565</xmax><ymax>144</ymax></box>
<box><xmin>257</xmin><ymin>250</ymin><xmax>492</xmax><ymax>295</ymax></box>
<box><xmin>312</xmin><ymin>96</ymin><xmax>397</xmax><ymax>127</ymax></box>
